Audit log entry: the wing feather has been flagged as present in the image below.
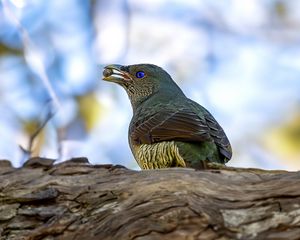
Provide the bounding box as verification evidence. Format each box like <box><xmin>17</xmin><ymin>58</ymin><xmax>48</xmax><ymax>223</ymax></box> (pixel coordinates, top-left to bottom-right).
<box><xmin>130</xmin><ymin>106</ymin><xmax>232</xmax><ymax>161</ymax></box>
<box><xmin>130</xmin><ymin>108</ymin><xmax>211</xmax><ymax>144</ymax></box>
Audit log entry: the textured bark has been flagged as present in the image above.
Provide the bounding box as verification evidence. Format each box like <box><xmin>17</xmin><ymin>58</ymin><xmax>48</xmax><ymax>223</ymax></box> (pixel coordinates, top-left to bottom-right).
<box><xmin>0</xmin><ymin>157</ymin><xmax>300</xmax><ymax>240</ymax></box>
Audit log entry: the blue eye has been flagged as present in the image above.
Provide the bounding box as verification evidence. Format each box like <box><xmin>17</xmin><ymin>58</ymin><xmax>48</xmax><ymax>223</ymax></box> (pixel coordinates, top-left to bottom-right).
<box><xmin>135</xmin><ymin>71</ymin><xmax>145</xmax><ymax>78</ymax></box>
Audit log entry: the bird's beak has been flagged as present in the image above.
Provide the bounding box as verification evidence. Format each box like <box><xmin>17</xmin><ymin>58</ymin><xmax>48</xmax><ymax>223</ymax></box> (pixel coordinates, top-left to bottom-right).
<box><xmin>102</xmin><ymin>64</ymin><xmax>133</xmax><ymax>84</ymax></box>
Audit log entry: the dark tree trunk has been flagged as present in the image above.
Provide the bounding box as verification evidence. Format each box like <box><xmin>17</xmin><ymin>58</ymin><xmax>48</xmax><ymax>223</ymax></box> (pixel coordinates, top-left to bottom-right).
<box><xmin>0</xmin><ymin>157</ymin><xmax>300</xmax><ymax>240</ymax></box>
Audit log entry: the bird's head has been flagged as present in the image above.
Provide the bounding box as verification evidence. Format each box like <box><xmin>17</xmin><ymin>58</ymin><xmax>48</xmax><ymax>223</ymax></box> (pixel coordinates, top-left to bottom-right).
<box><xmin>102</xmin><ymin>63</ymin><xmax>183</xmax><ymax>109</ymax></box>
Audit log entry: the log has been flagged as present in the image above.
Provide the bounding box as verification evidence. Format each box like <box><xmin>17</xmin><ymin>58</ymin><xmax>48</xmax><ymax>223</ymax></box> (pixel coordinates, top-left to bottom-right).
<box><xmin>0</xmin><ymin>157</ymin><xmax>300</xmax><ymax>240</ymax></box>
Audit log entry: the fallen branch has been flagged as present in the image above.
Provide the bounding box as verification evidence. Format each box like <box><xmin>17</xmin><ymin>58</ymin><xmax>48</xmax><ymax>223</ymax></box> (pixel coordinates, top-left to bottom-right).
<box><xmin>0</xmin><ymin>158</ymin><xmax>299</xmax><ymax>240</ymax></box>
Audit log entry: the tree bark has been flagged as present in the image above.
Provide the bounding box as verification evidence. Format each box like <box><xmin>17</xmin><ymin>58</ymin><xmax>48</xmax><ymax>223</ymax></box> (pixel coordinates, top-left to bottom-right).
<box><xmin>0</xmin><ymin>157</ymin><xmax>300</xmax><ymax>240</ymax></box>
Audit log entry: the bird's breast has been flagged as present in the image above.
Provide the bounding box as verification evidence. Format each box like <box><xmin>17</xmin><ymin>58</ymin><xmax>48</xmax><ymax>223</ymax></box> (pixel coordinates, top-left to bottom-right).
<box><xmin>131</xmin><ymin>141</ymin><xmax>186</xmax><ymax>169</ymax></box>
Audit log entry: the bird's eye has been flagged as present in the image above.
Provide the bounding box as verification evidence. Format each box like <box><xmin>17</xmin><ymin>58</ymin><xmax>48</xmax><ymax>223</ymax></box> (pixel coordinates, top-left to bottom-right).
<box><xmin>135</xmin><ymin>71</ymin><xmax>145</xmax><ymax>78</ymax></box>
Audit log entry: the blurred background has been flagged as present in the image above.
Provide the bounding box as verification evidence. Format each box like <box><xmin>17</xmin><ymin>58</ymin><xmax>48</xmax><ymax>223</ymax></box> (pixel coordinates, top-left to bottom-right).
<box><xmin>0</xmin><ymin>0</ymin><xmax>299</xmax><ymax>170</ymax></box>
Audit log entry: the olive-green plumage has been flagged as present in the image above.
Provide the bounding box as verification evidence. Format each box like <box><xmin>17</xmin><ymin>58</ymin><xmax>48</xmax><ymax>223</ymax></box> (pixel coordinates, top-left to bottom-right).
<box><xmin>103</xmin><ymin>64</ymin><xmax>232</xmax><ymax>169</ymax></box>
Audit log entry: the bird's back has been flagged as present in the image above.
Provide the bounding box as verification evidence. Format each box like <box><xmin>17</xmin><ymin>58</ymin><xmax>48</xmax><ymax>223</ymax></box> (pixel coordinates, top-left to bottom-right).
<box><xmin>129</xmin><ymin>94</ymin><xmax>232</xmax><ymax>169</ymax></box>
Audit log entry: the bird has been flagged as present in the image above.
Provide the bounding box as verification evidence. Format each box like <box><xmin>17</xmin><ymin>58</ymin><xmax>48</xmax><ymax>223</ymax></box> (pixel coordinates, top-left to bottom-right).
<box><xmin>102</xmin><ymin>64</ymin><xmax>232</xmax><ymax>170</ymax></box>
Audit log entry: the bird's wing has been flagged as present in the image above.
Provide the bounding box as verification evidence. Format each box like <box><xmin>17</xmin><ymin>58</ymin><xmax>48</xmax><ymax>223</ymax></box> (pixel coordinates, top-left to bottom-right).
<box><xmin>130</xmin><ymin>107</ymin><xmax>232</xmax><ymax>161</ymax></box>
<box><xmin>130</xmin><ymin>108</ymin><xmax>212</xmax><ymax>144</ymax></box>
<box><xmin>202</xmin><ymin>109</ymin><xmax>232</xmax><ymax>160</ymax></box>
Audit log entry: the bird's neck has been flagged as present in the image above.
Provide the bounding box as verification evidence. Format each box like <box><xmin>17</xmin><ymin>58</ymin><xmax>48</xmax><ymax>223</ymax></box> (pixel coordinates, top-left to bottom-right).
<box><xmin>130</xmin><ymin>92</ymin><xmax>155</xmax><ymax>111</ymax></box>
<box><xmin>131</xmin><ymin>86</ymin><xmax>186</xmax><ymax>112</ymax></box>
<box><xmin>127</xmin><ymin>87</ymin><xmax>155</xmax><ymax>111</ymax></box>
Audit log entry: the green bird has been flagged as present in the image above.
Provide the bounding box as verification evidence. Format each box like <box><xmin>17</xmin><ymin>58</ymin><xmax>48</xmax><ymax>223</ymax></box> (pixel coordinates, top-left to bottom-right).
<box><xmin>102</xmin><ymin>64</ymin><xmax>232</xmax><ymax>169</ymax></box>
